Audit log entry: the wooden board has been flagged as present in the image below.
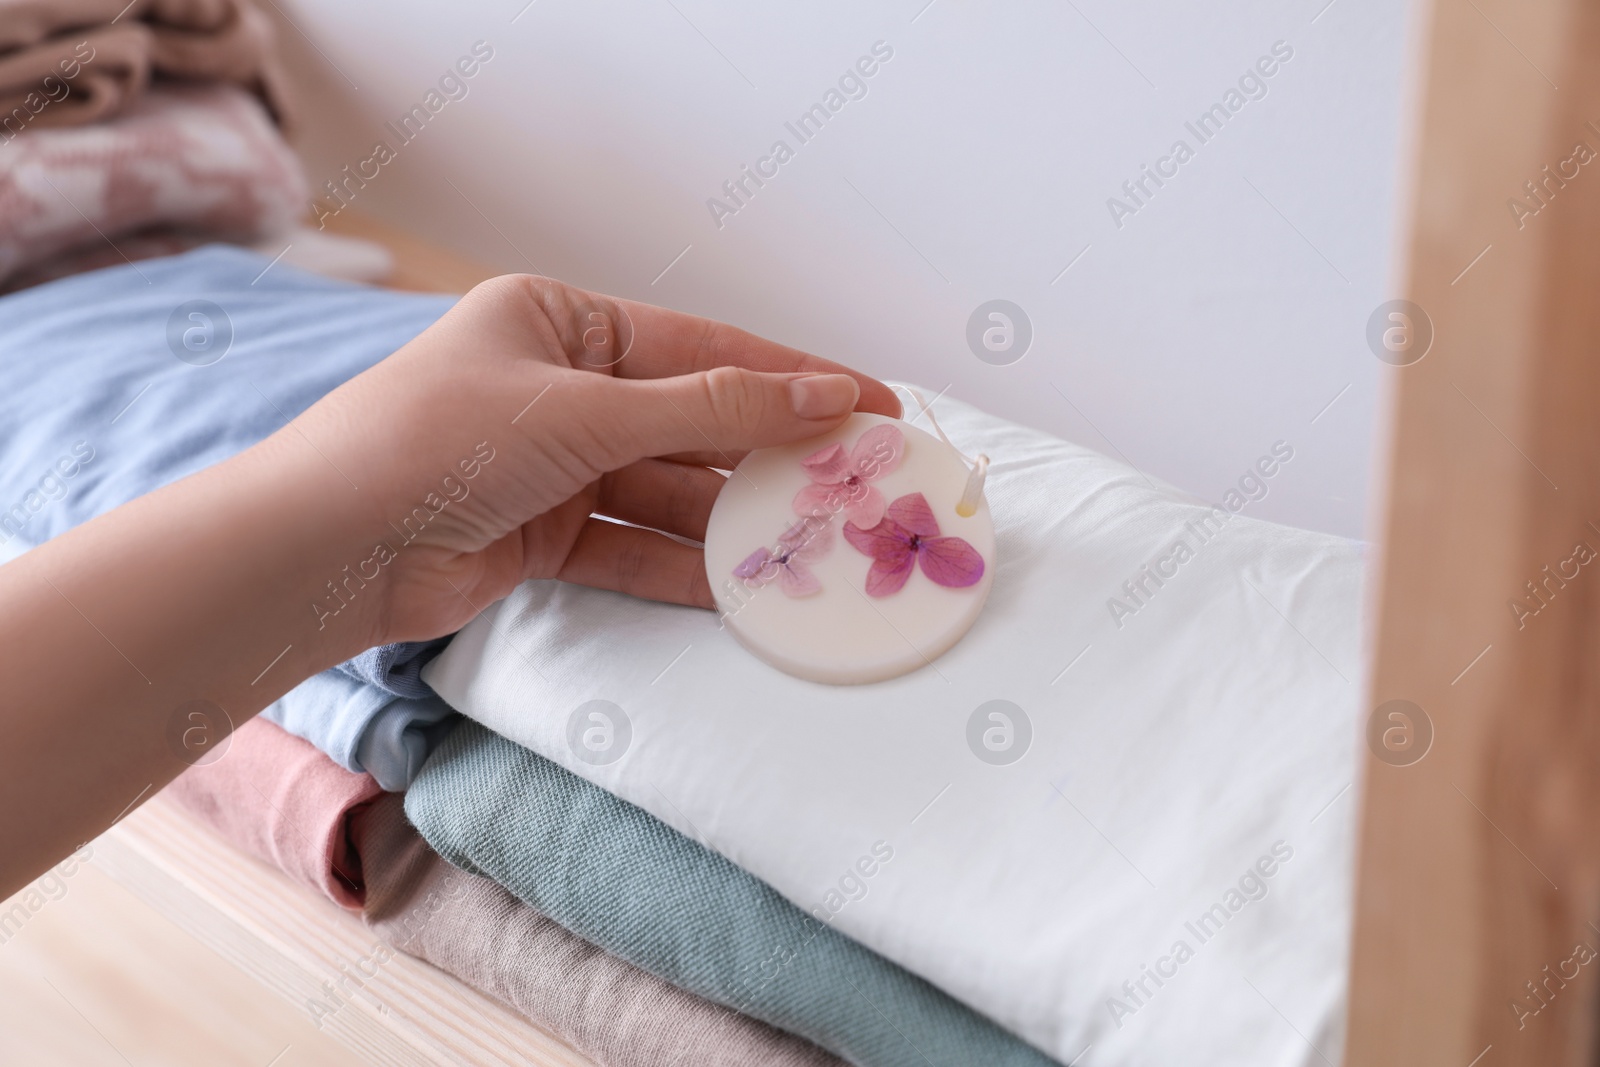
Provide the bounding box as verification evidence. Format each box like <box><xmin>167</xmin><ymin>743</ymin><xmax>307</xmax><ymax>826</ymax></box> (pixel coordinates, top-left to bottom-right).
<box><xmin>0</xmin><ymin>838</ymin><xmax>362</xmax><ymax>1067</ymax></box>
<box><xmin>91</xmin><ymin>796</ymin><xmax>595</xmax><ymax>1067</ymax></box>
<box><xmin>319</xmin><ymin>211</ymin><xmax>502</xmax><ymax>294</ymax></box>
<box><xmin>1345</xmin><ymin>0</ymin><xmax>1600</xmax><ymax>1062</ymax></box>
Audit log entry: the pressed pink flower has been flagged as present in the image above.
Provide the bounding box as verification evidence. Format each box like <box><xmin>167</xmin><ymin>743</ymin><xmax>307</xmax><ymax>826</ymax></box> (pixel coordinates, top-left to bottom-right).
<box><xmin>733</xmin><ymin>519</ymin><xmax>835</xmax><ymax>597</ymax></box>
<box><xmin>792</xmin><ymin>424</ymin><xmax>905</xmax><ymax>529</ymax></box>
<box><xmin>843</xmin><ymin>492</ymin><xmax>985</xmax><ymax>597</ymax></box>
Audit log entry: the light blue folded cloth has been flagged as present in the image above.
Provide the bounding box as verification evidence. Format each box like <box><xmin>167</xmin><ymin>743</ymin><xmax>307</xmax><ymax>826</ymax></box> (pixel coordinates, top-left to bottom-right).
<box><xmin>0</xmin><ymin>247</ymin><xmax>460</xmax><ymax>787</ymax></box>
<box><xmin>337</xmin><ymin>638</ymin><xmax>450</xmax><ymax>698</ymax></box>
<box><xmin>407</xmin><ymin>721</ymin><xmax>1063</xmax><ymax>1067</ymax></box>
<box><xmin>259</xmin><ymin>670</ymin><xmax>457</xmax><ymax>791</ymax></box>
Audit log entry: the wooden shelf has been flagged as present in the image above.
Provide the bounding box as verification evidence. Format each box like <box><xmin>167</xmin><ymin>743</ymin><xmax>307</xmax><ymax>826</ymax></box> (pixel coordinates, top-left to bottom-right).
<box><xmin>318</xmin><ymin>211</ymin><xmax>504</xmax><ymax>294</ymax></box>
<box><xmin>92</xmin><ymin>796</ymin><xmax>594</xmax><ymax>1067</ymax></box>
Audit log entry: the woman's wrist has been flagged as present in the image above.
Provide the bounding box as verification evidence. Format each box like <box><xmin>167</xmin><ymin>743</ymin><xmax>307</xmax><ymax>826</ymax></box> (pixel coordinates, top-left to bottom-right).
<box><xmin>167</xmin><ymin>428</ymin><xmax>401</xmax><ymax>689</ymax></box>
<box><xmin>287</xmin><ymin>426</ymin><xmax>510</xmax><ymax>654</ymax></box>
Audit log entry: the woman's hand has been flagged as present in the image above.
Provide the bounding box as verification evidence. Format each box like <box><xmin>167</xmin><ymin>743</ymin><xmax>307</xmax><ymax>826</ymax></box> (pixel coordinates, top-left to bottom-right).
<box><xmin>300</xmin><ymin>274</ymin><xmax>902</xmax><ymax>651</ymax></box>
<box><xmin>0</xmin><ymin>273</ymin><xmax>898</xmax><ymax>896</ymax></box>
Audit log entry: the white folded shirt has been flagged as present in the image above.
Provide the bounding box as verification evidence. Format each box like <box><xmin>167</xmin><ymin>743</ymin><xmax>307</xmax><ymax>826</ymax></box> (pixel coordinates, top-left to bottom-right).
<box><xmin>425</xmin><ymin>388</ymin><xmax>1366</xmax><ymax>1066</ymax></box>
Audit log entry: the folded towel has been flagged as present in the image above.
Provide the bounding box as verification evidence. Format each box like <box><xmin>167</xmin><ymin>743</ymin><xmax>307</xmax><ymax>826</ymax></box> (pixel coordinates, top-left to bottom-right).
<box><xmin>0</xmin><ymin>24</ymin><xmax>150</xmax><ymax>132</ymax></box>
<box><xmin>0</xmin><ymin>84</ymin><xmax>305</xmax><ymax>285</ymax></box>
<box><xmin>163</xmin><ymin>716</ymin><xmax>380</xmax><ymax>909</ymax></box>
<box><xmin>407</xmin><ymin>721</ymin><xmax>1060</xmax><ymax>1067</ymax></box>
<box><xmin>357</xmin><ymin>793</ymin><xmax>847</xmax><ymax>1067</ymax></box>
<box><xmin>0</xmin><ymin>246</ymin><xmax>459</xmax><ymax>782</ymax></box>
<box><xmin>0</xmin><ymin>0</ymin><xmax>293</xmax><ymax>131</ymax></box>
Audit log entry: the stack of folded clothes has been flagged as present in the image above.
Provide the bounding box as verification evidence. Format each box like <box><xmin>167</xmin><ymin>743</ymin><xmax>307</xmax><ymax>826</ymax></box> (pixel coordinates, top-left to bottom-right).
<box><xmin>169</xmin><ymin>718</ymin><xmax>847</xmax><ymax>1067</ymax></box>
<box><xmin>0</xmin><ymin>246</ymin><xmax>1367</xmax><ymax>1066</ymax></box>
<box><xmin>0</xmin><ymin>249</ymin><xmax>1060</xmax><ymax>1065</ymax></box>
<box><xmin>0</xmin><ymin>0</ymin><xmax>390</xmax><ymax>291</ymax></box>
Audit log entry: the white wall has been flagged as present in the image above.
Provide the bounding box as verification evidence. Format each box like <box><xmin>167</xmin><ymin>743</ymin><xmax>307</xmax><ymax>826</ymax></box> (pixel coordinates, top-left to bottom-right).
<box><xmin>273</xmin><ymin>0</ymin><xmax>1409</xmax><ymax>539</ymax></box>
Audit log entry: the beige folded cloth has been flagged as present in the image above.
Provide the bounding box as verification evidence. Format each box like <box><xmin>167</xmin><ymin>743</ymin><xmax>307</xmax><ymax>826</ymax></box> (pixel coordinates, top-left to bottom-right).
<box><xmin>355</xmin><ymin>795</ymin><xmax>846</xmax><ymax>1067</ymax></box>
<box><xmin>0</xmin><ymin>0</ymin><xmax>292</xmax><ymax>131</ymax></box>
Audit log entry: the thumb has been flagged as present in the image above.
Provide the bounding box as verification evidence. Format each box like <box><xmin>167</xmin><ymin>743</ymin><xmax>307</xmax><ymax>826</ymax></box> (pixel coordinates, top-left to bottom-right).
<box><xmin>598</xmin><ymin>366</ymin><xmax>862</xmax><ymax>468</ymax></box>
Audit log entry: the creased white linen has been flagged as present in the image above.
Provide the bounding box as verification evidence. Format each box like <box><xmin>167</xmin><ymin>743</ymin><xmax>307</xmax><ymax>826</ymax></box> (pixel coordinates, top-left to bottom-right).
<box><xmin>424</xmin><ymin>389</ymin><xmax>1367</xmax><ymax>1067</ymax></box>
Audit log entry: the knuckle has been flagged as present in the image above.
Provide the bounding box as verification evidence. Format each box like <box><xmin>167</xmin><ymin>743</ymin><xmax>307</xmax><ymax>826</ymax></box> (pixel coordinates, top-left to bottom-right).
<box><xmin>681</xmin><ymin>563</ymin><xmax>709</xmax><ymax>607</ymax></box>
<box><xmin>501</xmin><ymin>278</ymin><xmax>628</xmax><ymax>369</ymax></box>
<box><xmin>700</xmin><ymin>365</ymin><xmax>767</xmax><ymax>435</ymax></box>
<box><xmin>693</xmin><ymin>318</ymin><xmax>756</xmax><ymax>369</ymax></box>
<box><xmin>561</xmin><ymin>379</ymin><xmax>631</xmax><ymax>473</ymax></box>
<box><xmin>694</xmin><ymin>318</ymin><xmax>731</xmax><ymax>365</ymax></box>
<box><xmin>614</xmin><ymin>530</ymin><xmax>649</xmax><ymax>589</ymax></box>
<box><xmin>464</xmin><ymin>272</ymin><xmax>550</xmax><ymax>310</ymax></box>
<box><xmin>459</xmin><ymin>274</ymin><xmax>573</xmax><ymax>343</ymax></box>
<box><xmin>664</xmin><ymin>463</ymin><xmax>704</xmax><ymax>528</ymax></box>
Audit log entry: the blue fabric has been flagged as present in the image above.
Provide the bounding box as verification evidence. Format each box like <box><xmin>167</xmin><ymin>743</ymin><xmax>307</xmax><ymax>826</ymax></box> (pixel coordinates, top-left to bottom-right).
<box><xmin>408</xmin><ymin>721</ymin><xmax>1062</xmax><ymax>1067</ymax></box>
<box><xmin>336</xmin><ymin>638</ymin><xmax>451</xmax><ymax>699</ymax></box>
<box><xmin>0</xmin><ymin>247</ymin><xmax>459</xmax><ymax>786</ymax></box>
<box><xmin>258</xmin><ymin>670</ymin><xmax>458</xmax><ymax>791</ymax></box>
<box><xmin>352</xmin><ymin>692</ymin><xmax>459</xmax><ymax>791</ymax></box>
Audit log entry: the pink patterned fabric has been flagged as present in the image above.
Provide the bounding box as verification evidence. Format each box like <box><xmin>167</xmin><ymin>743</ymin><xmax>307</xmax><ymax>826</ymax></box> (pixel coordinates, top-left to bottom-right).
<box><xmin>0</xmin><ymin>82</ymin><xmax>305</xmax><ymax>286</ymax></box>
<box><xmin>163</xmin><ymin>716</ymin><xmax>381</xmax><ymax>910</ymax></box>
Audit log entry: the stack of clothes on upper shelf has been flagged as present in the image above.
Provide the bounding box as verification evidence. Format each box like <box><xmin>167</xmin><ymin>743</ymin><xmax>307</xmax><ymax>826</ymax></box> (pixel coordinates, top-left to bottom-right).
<box><xmin>0</xmin><ymin>0</ymin><xmax>389</xmax><ymax>291</ymax></box>
<box><xmin>0</xmin><ymin>9</ymin><xmax>1372</xmax><ymax>1062</ymax></box>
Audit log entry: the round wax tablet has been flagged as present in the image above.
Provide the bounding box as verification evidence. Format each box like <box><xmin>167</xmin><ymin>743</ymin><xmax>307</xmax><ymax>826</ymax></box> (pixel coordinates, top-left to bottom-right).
<box><xmin>704</xmin><ymin>412</ymin><xmax>996</xmax><ymax>685</ymax></box>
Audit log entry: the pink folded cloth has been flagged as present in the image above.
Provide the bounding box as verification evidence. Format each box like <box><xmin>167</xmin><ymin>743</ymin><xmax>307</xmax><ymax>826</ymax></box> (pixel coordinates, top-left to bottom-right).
<box><xmin>0</xmin><ymin>0</ymin><xmax>293</xmax><ymax>131</ymax></box>
<box><xmin>164</xmin><ymin>716</ymin><xmax>379</xmax><ymax>910</ymax></box>
<box><xmin>162</xmin><ymin>715</ymin><xmax>846</xmax><ymax>1067</ymax></box>
<box><xmin>0</xmin><ymin>82</ymin><xmax>306</xmax><ymax>287</ymax></box>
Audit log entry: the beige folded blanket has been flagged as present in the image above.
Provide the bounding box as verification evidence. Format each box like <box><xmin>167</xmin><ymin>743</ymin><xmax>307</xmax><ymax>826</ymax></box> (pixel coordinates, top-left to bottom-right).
<box><xmin>0</xmin><ymin>0</ymin><xmax>292</xmax><ymax>132</ymax></box>
<box><xmin>356</xmin><ymin>796</ymin><xmax>847</xmax><ymax>1067</ymax></box>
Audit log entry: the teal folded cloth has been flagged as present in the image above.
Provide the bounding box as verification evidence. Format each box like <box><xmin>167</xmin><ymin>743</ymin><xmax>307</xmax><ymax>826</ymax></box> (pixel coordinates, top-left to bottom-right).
<box><xmin>406</xmin><ymin>721</ymin><xmax>1060</xmax><ymax>1067</ymax></box>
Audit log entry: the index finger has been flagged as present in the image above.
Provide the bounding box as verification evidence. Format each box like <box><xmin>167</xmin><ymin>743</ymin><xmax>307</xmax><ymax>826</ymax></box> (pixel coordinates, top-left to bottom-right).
<box><xmin>609</xmin><ymin>295</ymin><xmax>903</xmax><ymax>419</ymax></box>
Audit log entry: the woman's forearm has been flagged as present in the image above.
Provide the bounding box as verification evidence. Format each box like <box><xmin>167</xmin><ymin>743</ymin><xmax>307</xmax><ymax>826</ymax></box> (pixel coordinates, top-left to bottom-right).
<box><xmin>0</xmin><ymin>427</ymin><xmax>385</xmax><ymax>898</ymax></box>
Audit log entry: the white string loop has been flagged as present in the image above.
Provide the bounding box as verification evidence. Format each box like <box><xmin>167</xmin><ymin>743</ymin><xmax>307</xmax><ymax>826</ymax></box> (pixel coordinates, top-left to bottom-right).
<box><xmin>894</xmin><ymin>385</ymin><xmax>989</xmax><ymax>517</ymax></box>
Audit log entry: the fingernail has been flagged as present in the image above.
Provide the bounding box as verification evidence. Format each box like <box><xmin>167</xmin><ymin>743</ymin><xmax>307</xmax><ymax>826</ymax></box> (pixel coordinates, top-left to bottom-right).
<box><xmin>789</xmin><ymin>374</ymin><xmax>860</xmax><ymax>419</ymax></box>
